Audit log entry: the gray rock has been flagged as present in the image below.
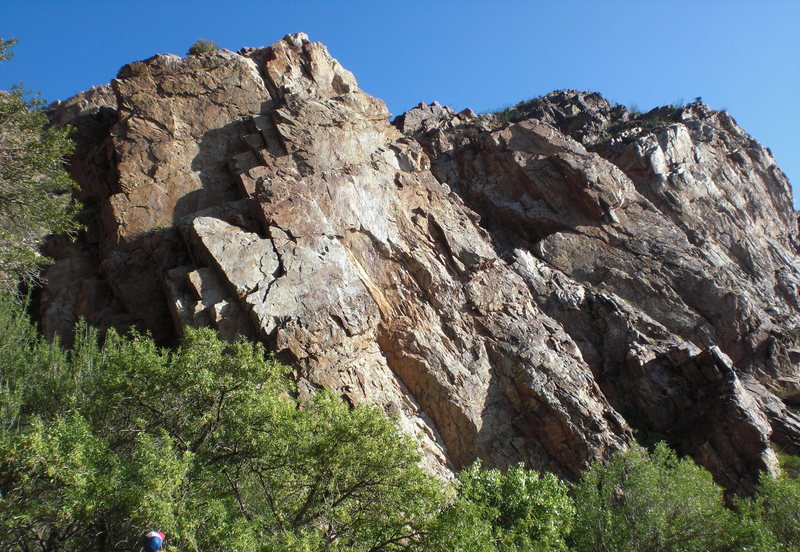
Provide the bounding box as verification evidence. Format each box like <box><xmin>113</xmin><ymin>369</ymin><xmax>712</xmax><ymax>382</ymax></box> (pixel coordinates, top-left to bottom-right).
<box><xmin>38</xmin><ymin>41</ymin><xmax>799</xmax><ymax>492</ymax></box>
<box><xmin>409</xmin><ymin>88</ymin><xmax>799</xmax><ymax>490</ymax></box>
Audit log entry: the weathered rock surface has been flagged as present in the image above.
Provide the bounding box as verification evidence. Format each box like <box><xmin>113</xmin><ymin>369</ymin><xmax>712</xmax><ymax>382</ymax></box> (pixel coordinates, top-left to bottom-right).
<box><xmin>406</xmin><ymin>90</ymin><xmax>799</xmax><ymax>493</ymax></box>
<box><xmin>40</xmin><ymin>40</ymin><xmax>799</xmax><ymax>493</ymax></box>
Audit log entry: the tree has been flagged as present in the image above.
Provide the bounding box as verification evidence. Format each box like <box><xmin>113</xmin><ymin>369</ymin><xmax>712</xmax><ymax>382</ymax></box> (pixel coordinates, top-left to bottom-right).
<box><xmin>570</xmin><ymin>443</ymin><xmax>738</xmax><ymax>552</ymax></box>
<box><xmin>0</xmin><ymin>37</ymin><xmax>80</xmax><ymax>290</ymax></box>
<box><xmin>0</xmin><ymin>38</ymin><xmax>17</xmax><ymax>61</ymax></box>
<box><xmin>0</xmin><ymin>292</ymin><xmax>446</xmax><ymax>551</ymax></box>
<box><xmin>425</xmin><ymin>461</ymin><xmax>574</xmax><ymax>552</ymax></box>
<box><xmin>736</xmin><ymin>473</ymin><xmax>800</xmax><ymax>552</ymax></box>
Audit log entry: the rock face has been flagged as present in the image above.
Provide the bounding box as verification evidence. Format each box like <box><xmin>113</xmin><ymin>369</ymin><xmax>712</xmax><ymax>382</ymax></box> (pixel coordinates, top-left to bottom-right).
<box><xmin>407</xmin><ymin>91</ymin><xmax>800</xmax><ymax>493</ymax></box>
<box><xmin>41</xmin><ymin>38</ymin><xmax>799</xmax><ymax>494</ymax></box>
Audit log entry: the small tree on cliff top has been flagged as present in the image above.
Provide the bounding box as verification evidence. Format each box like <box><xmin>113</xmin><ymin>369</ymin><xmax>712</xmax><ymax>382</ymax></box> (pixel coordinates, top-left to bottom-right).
<box><xmin>0</xmin><ymin>37</ymin><xmax>80</xmax><ymax>290</ymax></box>
<box><xmin>187</xmin><ymin>38</ymin><xmax>220</xmax><ymax>55</ymax></box>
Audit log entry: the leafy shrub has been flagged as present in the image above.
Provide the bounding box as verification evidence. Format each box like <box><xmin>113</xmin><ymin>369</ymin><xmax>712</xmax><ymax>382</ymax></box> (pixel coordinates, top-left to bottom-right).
<box><xmin>602</xmin><ymin>103</ymin><xmax>684</xmax><ymax>141</ymax></box>
<box><xmin>0</xmin><ymin>293</ymin><xmax>445</xmax><ymax>551</ymax></box>
<box><xmin>3</xmin><ymin>294</ymin><xmax>799</xmax><ymax>552</ymax></box>
<box><xmin>773</xmin><ymin>385</ymin><xmax>800</xmax><ymax>412</ymax></box>
<box><xmin>570</xmin><ymin>443</ymin><xmax>738</xmax><ymax>552</ymax></box>
<box><xmin>493</xmin><ymin>97</ymin><xmax>544</xmax><ymax>124</ymax></box>
<box><xmin>0</xmin><ymin>38</ymin><xmax>81</xmax><ymax>290</ymax></box>
<box><xmin>462</xmin><ymin>126</ymin><xmax>481</xmax><ymax>140</ymax></box>
<box><xmin>187</xmin><ymin>38</ymin><xmax>220</xmax><ymax>55</ymax></box>
<box><xmin>0</xmin><ymin>37</ymin><xmax>17</xmax><ymax>61</ymax></box>
<box><xmin>426</xmin><ymin>461</ymin><xmax>574</xmax><ymax>551</ymax></box>
<box><xmin>736</xmin><ymin>473</ymin><xmax>800</xmax><ymax>551</ymax></box>
<box><xmin>772</xmin><ymin>445</ymin><xmax>800</xmax><ymax>478</ymax></box>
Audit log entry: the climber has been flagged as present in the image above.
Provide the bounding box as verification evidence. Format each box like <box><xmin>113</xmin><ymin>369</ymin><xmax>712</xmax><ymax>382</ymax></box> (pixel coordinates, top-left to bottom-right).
<box><xmin>143</xmin><ymin>530</ymin><xmax>166</xmax><ymax>551</ymax></box>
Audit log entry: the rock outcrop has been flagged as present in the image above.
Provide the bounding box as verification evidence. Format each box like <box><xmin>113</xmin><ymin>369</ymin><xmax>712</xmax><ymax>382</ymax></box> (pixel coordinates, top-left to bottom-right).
<box><xmin>40</xmin><ymin>38</ymin><xmax>799</xmax><ymax>494</ymax></box>
<box><xmin>406</xmin><ymin>90</ymin><xmax>800</xmax><ymax>493</ymax></box>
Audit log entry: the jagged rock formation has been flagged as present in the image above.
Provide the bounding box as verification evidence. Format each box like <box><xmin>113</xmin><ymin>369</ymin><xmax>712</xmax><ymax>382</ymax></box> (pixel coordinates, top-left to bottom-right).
<box><xmin>40</xmin><ymin>36</ymin><xmax>800</xmax><ymax>494</ymax></box>
<box><xmin>406</xmin><ymin>91</ymin><xmax>800</xmax><ymax>493</ymax></box>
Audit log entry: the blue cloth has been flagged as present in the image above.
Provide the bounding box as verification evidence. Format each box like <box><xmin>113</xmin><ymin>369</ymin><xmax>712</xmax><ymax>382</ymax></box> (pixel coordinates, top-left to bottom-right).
<box><xmin>143</xmin><ymin>531</ymin><xmax>165</xmax><ymax>551</ymax></box>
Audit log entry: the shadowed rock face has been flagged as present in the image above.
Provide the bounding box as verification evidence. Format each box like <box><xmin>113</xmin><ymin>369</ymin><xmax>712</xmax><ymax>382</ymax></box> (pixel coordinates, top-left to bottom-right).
<box><xmin>41</xmin><ymin>38</ymin><xmax>799</xmax><ymax>493</ymax></box>
<box><xmin>406</xmin><ymin>90</ymin><xmax>800</xmax><ymax>494</ymax></box>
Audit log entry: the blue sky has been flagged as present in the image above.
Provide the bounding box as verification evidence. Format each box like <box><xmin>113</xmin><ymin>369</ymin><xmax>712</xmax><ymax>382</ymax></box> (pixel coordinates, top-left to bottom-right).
<box><xmin>2</xmin><ymin>0</ymin><xmax>798</xmax><ymax>207</ymax></box>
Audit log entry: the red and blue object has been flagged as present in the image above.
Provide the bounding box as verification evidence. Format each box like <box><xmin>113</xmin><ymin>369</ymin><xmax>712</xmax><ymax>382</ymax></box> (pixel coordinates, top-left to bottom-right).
<box><xmin>143</xmin><ymin>531</ymin><xmax>166</xmax><ymax>551</ymax></box>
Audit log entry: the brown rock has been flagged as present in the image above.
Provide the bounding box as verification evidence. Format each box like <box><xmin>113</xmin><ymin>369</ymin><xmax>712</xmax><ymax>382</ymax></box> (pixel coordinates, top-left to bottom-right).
<box><xmin>107</xmin><ymin>51</ymin><xmax>270</xmax><ymax>247</ymax></box>
<box><xmin>409</xmin><ymin>89</ymin><xmax>800</xmax><ymax>491</ymax></box>
<box><xmin>38</xmin><ymin>40</ymin><xmax>799</xmax><ymax>492</ymax></box>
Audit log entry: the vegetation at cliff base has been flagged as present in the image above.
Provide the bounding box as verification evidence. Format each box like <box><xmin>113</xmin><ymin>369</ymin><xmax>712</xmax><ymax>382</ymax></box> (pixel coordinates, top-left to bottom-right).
<box><xmin>425</xmin><ymin>461</ymin><xmax>574</xmax><ymax>552</ymax></box>
<box><xmin>1</xmin><ymin>291</ymin><xmax>798</xmax><ymax>551</ymax></box>
<box><xmin>0</xmin><ymin>37</ymin><xmax>81</xmax><ymax>290</ymax></box>
<box><xmin>571</xmin><ymin>443</ymin><xmax>738</xmax><ymax>552</ymax></box>
<box><xmin>0</xmin><ymin>291</ymin><xmax>447</xmax><ymax>551</ymax></box>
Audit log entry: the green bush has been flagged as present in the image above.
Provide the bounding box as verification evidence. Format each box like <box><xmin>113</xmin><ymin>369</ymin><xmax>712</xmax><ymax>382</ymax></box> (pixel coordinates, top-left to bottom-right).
<box><xmin>736</xmin><ymin>474</ymin><xmax>800</xmax><ymax>551</ymax></box>
<box><xmin>493</xmin><ymin>97</ymin><xmax>544</xmax><ymax>124</ymax></box>
<box><xmin>0</xmin><ymin>38</ymin><xmax>81</xmax><ymax>290</ymax></box>
<box><xmin>187</xmin><ymin>39</ymin><xmax>220</xmax><ymax>55</ymax></box>
<box><xmin>0</xmin><ymin>293</ymin><xmax>445</xmax><ymax>551</ymax></box>
<box><xmin>3</xmin><ymin>292</ymin><xmax>799</xmax><ymax>552</ymax></box>
<box><xmin>0</xmin><ymin>37</ymin><xmax>16</xmax><ymax>61</ymax></box>
<box><xmin>570</xmin><ymin>443</ymin><xmax>738</xmax><ymax>552</ymax></box>
<box><xmin>425</xmin><ymin>461</ymin><xmax>574</xmax><ymax>552</ymax></box>
<box><xmin>773</xmin><ymin>446</ymin><xmax>800</xmax><ymax>479</ymax></box>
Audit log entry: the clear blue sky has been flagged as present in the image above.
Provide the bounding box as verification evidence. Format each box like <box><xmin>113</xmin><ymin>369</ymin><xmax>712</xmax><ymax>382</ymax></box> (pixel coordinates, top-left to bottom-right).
<box><xmin>2</xmin><ymin>0</ymin><xmax>798</xmax><ymax>207</ymax></box>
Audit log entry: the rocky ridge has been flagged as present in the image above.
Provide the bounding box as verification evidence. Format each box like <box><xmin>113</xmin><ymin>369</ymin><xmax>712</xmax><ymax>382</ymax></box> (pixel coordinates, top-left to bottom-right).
<box><xmin>40</xmin><ymin>35</ymin><xmax>800</xmax><ymax>494</ymax></box>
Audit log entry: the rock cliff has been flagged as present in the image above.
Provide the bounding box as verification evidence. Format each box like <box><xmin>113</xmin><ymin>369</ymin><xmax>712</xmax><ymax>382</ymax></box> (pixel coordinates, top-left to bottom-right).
<box><xmin>40</xmin><ymin>34</ymin><xmax>800</xmax><ymax>494</ymax></box>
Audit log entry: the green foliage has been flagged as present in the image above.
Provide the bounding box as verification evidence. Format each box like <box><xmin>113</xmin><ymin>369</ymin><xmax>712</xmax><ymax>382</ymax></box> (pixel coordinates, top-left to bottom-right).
<box><xmin>0</xmin><ymin>38</ymin><xmax>17</xmax><ymax>61</ymax></box>
<box><xmin>736</xmin><ymin>473</ymin><xmax>800</xmax><ymax>551</ymax></box>
<box><xmin>0</xmin><ymin>293</ymin><xmax>445</xmax><ymax>551</ymax></box>
<box><xmin>0</xmin><ymin>38</ymin><xmax>81</xmax><ymax>290</ymax></box>
<box><xmin>777</xmin><ymin>449</ymin><xmax>800</xmax><ymax>479</ymax></box>
<box><xmin>422</xmin><ymin>443</ymin><xmax>799</xmax><ymax>552</ymax></box>
<box><xmin>570</xmin><ymin>443</ymin><xmax>738</xmax><ymax>552</ymax></box>
<box><xmin>187</xmin><ymin>39</ymin><xmax>220</xmax><ymax>55</ymax></box>
<box><xmin>603</xmin><ymin>103</ymin><xmax>684</xmax><ymax>141</ymax></box>
<box><xmin>493</xmin><ymin>97</ymin><xmax>543</xmax><ymax>124</ymax></box>
<box><xmin>462</xmin><ymin>126</ymin><xmax>481</xmax><ymax>140</ymax></box>
<box><xmin>426</xmin><ymin>461</ymin><xmax>574</xmax><ymax>552</ymax></box>
<box><xmin>0</xmin><ymin>414</ymin><xmax>190</xmax><ymax>551</ymax></box>
<box><xmin>3</xmin><ymin>293</ymin><xmax>799</xmax><ymax>552</ymax></box>
<box><xmin>637</xmin><ymin>109</ymin><xmax>679</xmax><ymax>130</ymax></box>
<box><xmin>772</xmin><ymin>385</ymin><xmax>800</xmax><ymax>413</ymax></box>
<box><xmin>769</xmin><ymin>443</ymin><xmax>800</xmax><ymax>479</ymax></box>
